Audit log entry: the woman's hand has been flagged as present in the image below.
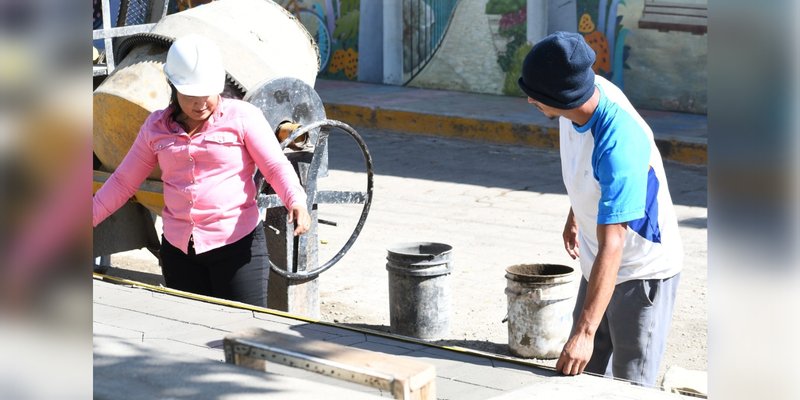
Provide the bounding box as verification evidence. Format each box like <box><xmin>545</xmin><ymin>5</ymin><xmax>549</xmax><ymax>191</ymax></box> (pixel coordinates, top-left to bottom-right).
<box><xmin>288</xmin><ymin>204</ymin><xmax>311</xmax><ymax>236</ymax></box>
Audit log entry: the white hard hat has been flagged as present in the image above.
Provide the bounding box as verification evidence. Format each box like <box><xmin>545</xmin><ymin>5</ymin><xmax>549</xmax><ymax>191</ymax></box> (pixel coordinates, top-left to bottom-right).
<box><xmin>163</xmin><ymin>34</ymin><xmax>225</xmax><ymax>96</ymax></box>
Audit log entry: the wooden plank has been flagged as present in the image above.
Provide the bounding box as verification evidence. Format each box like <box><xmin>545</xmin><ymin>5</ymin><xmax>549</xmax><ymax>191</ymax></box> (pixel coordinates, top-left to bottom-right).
<box><xmin>645</xmin><ymin>5</ymin><xmax>708</xmax><ymax>18</ymax></box>
<box><xmin>639</xmin><ymin>13</ymin><xmax>707</xmax><ymax>34</ymax></box>
<box><xmin>646</xmin><ymin>1</ymin><xmax>708</xmax><ymax>10</ymax></box>
<box><xmin>224</xmin><ymin>328</ymin><xmax>436</xmax><ymax>400</ymax></box>
<box><xmin>639</xmin><ymin>13</ymin><xmax>707</xmax><ymax>26</ymax></box>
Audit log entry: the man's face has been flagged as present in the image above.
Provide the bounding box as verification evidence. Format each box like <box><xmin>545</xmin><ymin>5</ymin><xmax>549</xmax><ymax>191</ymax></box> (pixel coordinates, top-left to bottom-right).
<box><xmin>527</xmin><ymin>97</ymin><xmax>559</xmax><ymax>120</ymax></box>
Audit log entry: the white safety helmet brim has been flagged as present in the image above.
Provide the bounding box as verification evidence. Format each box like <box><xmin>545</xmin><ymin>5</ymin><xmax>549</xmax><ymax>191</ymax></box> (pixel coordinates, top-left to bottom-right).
<box><xmin>164</xmin><ymin>34</ymin><xmax>225</xmax><ymax>97</ymax></box>
<box><xmin>170</xmin><ymin>78</ymin><xmax>225</xmax><ymax>97</ymax></box>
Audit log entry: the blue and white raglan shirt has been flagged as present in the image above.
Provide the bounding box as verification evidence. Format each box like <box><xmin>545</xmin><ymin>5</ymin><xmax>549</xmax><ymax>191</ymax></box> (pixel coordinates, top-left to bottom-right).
<box><xmin>560</xmin><ymin>76</ymin><xmax>682</xmax><ymax>284</ymax></box>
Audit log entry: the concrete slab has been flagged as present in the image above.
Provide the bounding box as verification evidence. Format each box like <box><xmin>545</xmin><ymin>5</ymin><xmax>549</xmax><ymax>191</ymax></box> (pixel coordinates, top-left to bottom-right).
<box><xmin>94</xmin><ymin>303</ymin><xmax>194</xmax><ymax>337</ymax></box>
<box><xmin>489</xmin><ymin>374</ymin><xmax>684</xmax><ymax>399</ymax></box>
<box><xmin>322</xmin><ymin>333</ymin><xmax>370</xmax><ymax>347</ymax></box>
<box><xmin>348</xmin><ymin>340</ymin><xmax>416</xmax><ymax>356</ymax></box>
<box><xmin>215</xmin><ymin>318</ymin><xmax>301</xmax><ymax>336</ymax></box>
<box><xmin>143</xmin><ymin>337</ymin><xmax>225</xmax><ymax>361</ymax></box>
<box><xmin>94</xmin><ymin>333</ymin><xmax>383</xmax><ymax>400</ymax></box>
<box><xmin>363</xmin><ymin>333</ymin><xmax>432</xmax><ymax>351</ymax></box>
<box><xmin>93</xmin><ymin>268</ymin><xmax>696</xmax><ymax>399</ymax></box>
<box><xmin>251</xmin><ymin>310</ymin><xmax>305</xmax><ymax>325</ymax></box>
<box><xmin>402</xmin><ymin>349</ymin><xmax>493</xmax><ymax>383</ymax></box>
<box><xmin>94</xmin><ymin>321</ymin><xmax>143</xmax><ymax>340</ymax></box>
<box><xmin>168</xmin><ymin>325</ymin><xmax>231</xmax><ymax>349</ymax></box>
<box><xmin>444</xmin><ymin>362</ymin><xmax>546</xmax><ymax>392</ymax></box>
<box><xmin>434</xmin><ymin>377</ymin><xmax>505</xmax><ymax>400</ymax></box>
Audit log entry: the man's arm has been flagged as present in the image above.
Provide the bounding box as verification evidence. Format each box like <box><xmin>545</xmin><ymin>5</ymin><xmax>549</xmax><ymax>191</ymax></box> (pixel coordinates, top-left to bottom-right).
<box><xmin>556</xmin><ymin>222</ymin><xmax>627</xmax><ymax>376</ymax></box>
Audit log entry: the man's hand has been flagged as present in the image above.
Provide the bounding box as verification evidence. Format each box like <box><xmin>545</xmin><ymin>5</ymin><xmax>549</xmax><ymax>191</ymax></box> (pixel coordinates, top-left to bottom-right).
<box><xmin>563</xmin><ymin>207</ymin><xmax>580</xmax><ymax>259</ymax></box>
<box><xmin>557</xmin><ymin>222</ymin><xmax>627</xmax><ymax>377</ymax></box>
<box><xmin>288</xmin><ymin>204</ymin><xmax>311</xmax><ymax>236</ymax></box>
<box><xmin>556</xmin><ymin>330</ymin><xmax>595</xmax><ymax>375</ymax></box>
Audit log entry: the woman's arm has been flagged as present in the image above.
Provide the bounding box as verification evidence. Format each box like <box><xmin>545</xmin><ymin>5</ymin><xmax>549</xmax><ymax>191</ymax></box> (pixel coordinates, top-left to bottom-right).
<box><xmin>240</xmin><ymin>108</ymin><xmax>308</xmax><ymax>211</ymax></box>
<box><xmin>93</xmin><ymin>128</ymin><xmax>157</xmax><ymax>227</ymax></box>
<box><xmin>241</xmin><ymin>107</ymin><xmax>310</xmax><ymax>235</ymax></box>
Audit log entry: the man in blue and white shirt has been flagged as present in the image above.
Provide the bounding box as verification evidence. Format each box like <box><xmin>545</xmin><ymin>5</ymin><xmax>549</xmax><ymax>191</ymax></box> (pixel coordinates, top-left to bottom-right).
<box><xmin>518</xmin><ymin>32</ymin><xmax>682</xmax><ymax>386</ymax></box>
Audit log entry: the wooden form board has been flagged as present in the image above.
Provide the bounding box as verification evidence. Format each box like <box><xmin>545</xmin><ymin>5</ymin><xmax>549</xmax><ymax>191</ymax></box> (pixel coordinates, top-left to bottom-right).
<box><xmin>224</xmin><ymin>328</ymin><xmax>436</xmax><ymax>400</ymax></box>
<box><xmin>639</xmin><ymin>1</ymin><xmax>708</xmax><ymax>35</ymax></box>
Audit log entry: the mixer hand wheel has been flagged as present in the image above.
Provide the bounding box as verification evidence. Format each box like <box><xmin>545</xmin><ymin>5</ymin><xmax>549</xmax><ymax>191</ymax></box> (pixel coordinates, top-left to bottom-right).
<box><xmin>267</xmin><ymin>119</ymin><xmax>374</xmax><ymax>280</ymax></box>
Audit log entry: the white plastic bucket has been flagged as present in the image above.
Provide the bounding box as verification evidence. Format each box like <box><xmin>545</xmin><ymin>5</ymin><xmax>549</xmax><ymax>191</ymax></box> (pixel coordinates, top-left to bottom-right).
<box><xmin>505</xmin><ymin>264</ymin><xmax>577</xmax><ymax>359</ymax></box>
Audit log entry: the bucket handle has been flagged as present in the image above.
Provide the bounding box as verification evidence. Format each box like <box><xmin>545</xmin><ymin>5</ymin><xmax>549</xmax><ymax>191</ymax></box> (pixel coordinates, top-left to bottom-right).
<box><xmin>503</xmin><ymin>284</ymin><xmax>576</xmax><ymax>322</ymax></box>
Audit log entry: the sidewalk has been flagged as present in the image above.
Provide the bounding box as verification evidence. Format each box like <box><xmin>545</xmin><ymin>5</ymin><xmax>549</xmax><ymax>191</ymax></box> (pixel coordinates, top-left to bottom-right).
<box><xmin>316</xmin><ymin>79</ymin><xmax>707</xmax><ymax>165</ymax></box>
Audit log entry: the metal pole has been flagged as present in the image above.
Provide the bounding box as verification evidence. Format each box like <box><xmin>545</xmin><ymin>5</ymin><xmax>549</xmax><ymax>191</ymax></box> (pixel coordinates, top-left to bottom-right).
<box><xmin>101</xmin><ymin>0</ymin><xmax>116</xmax><ymax>72</ymax></box>
<box><xmin>383</xmin><ymin>0</ymin><xmax>403</xmax><ymax>85</ymax></box>
<box><xmin>526</xmin><ymin>0</ymin><xmax>548</xmax><ymax>44</ymax></box>
<box><xmin>357</xmin><ymin>0</ymin><xmax>384</xmax><ymax>83</ymax></box>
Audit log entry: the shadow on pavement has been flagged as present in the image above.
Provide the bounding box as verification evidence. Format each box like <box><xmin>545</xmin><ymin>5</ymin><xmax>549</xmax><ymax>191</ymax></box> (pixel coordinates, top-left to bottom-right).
<box><xmin>103</xmin><ymin>267</ymin><xmax>164</xmax><ymax>286</ymax></box>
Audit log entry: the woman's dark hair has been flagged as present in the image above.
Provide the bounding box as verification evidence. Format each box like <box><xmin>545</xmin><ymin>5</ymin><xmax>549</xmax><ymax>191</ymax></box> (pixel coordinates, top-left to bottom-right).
<box><xmin>168</xmin><ymin>82</ymin><xmax>180</xmax><ymax>120</ymax></box>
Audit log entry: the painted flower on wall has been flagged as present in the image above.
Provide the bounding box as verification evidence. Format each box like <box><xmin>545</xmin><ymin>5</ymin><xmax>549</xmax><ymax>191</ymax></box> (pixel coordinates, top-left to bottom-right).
<box><xmin>579</xmin><ymin>13</ymin><xmax>611</xmax><ymax>74</ymax></box>
<box><xmin>577</xmin><ymin>0</ymin><xmax>630</xmax><ymax>88</ymax></box>
<box><xmin>328</xmin><ymin>47</ymin><xmax>358</xmax><ymax>79</ymax></box>
<box><xmin>325</xmin><ymin>0</ymin><xmax>360</xmax><ymax>80</ymax></box>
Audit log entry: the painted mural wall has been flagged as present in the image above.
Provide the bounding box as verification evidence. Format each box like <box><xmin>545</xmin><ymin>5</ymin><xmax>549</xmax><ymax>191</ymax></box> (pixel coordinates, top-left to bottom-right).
<box><xmin>618</xmin><ymin>1</ymin><xmax>707</xmax><ymax>114</ymax></box>
<box><xmin>407</xmin><ymin>0</ymin><xmax>506</xmax><ymax>94</ymax></box>
<box><xmin>576</xmin><ymin>0</ymin><xmax>631</xmax><ymax>89</ymax></box>
<box><xmin>267</xmin><ymin>0</ymin><xmax>362</xmax><ymax>81</ymax></box>
<box><xmin>270</xmin><ymin>0</ymin><xmax>361</xmax><ymax>80</ymax></box>
<box><xmin>409</xmin><ymin>0</ymin><xmax>706</xmax><ymax>114</ymax></box>
<box><xmin>165</xmin><ymin>0</ymin><xmax>705</xmax><ymax>114</ymax></box>
<box><xmin>483</xmin><ymin>0</ymin><xmax>530</xmax><ymax>96</ymax></box>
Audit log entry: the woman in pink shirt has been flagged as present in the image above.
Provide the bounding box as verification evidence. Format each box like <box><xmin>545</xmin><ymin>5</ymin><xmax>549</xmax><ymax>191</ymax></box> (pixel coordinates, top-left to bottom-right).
<box><xmin>93</xmin><ymin>35</ymin><xmax>311</xmax><ymax>306</ymax></box>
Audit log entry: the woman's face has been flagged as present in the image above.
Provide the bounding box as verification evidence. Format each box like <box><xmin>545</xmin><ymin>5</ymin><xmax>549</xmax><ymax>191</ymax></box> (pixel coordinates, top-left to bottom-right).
<box><xmin>176</xmin><ymin>92</ymin><xmax>219</xmax><ymax>122</ymax></box>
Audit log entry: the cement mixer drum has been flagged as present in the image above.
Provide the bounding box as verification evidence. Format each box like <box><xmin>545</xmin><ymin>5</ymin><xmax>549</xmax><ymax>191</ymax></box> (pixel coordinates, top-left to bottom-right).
<box><xmin>93</xmin><ymin>0</ymin><xmax>320</xmax><ymax>178</ymax></box>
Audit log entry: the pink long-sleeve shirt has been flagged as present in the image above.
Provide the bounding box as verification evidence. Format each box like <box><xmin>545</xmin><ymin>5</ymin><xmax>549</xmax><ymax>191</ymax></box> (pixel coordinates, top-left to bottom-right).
<box><xmin>93</xmin><ymin>97</ymin><xmax>307</xmax><ymax>254</ymax></box>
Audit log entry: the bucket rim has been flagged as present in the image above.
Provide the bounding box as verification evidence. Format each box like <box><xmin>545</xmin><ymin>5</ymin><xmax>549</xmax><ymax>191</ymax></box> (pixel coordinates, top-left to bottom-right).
<box><xmin>505</xmin><ymin>263</ymin><xmax>575</xmax><ymax>281</ymax></box>
<box><xmin>386</xmin><ymin>242</ymin><xmax>453</xmax><ymax>257</ymax></box>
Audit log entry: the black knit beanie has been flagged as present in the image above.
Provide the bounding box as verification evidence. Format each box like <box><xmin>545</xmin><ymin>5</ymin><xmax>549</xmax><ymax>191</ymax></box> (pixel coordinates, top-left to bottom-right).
<box><xmin>518</xmin><ymin>31</ymin><xmax>596</xmax><ymax>110</ymax></box>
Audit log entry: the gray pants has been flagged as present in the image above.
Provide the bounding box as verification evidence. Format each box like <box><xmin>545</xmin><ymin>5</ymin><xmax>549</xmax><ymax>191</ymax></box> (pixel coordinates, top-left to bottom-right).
<box><xmin>572</xmin><ymin>273</ymin><xmax>680</xmax><ymax>387</ymax></box>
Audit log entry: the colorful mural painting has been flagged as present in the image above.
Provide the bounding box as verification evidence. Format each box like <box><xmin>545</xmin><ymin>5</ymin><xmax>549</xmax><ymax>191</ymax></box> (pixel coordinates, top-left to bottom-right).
<box><xmin>133</xmin><ymin>0</ymin><xmax>702</xmax><ymax>113</ymax></box>
<box><xmin>484</xmin><ymin>0</ymin><xmax>529</xmax><ymax>96</ymax></box>
<box><xmin>407</xmin><ymin>0</ymin><xmax>506</xmax><ymax>94</ymax></box>
<box><xmin>484</xmin><ymin>0</ymin><xmax>630</xmax><ymax>95</ymax></box>
<box><xmin>324</xmin><ymin>0</ymin><xmax>360</xmax><ymax>80</ymax></box>
<box><xmin>277</xmin><ymin>0</ymin><xmax>360</xmax><ymax>80</ymax></box>
<box><xmin>577</xmin><ymin>0</ymin><xmax>630</xmax><ymax>89</ymax></box>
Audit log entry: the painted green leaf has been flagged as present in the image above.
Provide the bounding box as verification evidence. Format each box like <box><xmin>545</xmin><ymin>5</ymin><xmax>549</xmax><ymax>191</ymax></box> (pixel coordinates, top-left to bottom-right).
<box><xmin>486</xmin><ymin>0</ymin><xmax>525</xmax><ymax>15</ymax></box>
<box><xmin>503</xmin><ymin>42</ymin><xmax>532</xmax><ymax>96</ymax></box>
<box><xmin>340</xmin><ymin>0</ymin><xmax>358</xmax><ymax>15</ymax></box>
<box><xmin>333</xmin><ymin>9</ymin><xmax>359</xmax><ymax>43</ymax></box>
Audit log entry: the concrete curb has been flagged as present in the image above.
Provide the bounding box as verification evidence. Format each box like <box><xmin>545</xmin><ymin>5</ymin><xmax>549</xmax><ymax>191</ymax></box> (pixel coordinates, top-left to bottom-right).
<box><xmin>324</xmin><ymin>103</ymin><xmax>706</xmax><ymax>165</ymax></box>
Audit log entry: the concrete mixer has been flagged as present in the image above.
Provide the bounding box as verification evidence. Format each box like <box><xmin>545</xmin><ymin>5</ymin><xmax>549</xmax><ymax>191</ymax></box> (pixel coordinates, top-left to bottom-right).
<box><xmin>93</xmin><ymin>0</ymin><xmax>373</xmax><ymax>318</ymax></box>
